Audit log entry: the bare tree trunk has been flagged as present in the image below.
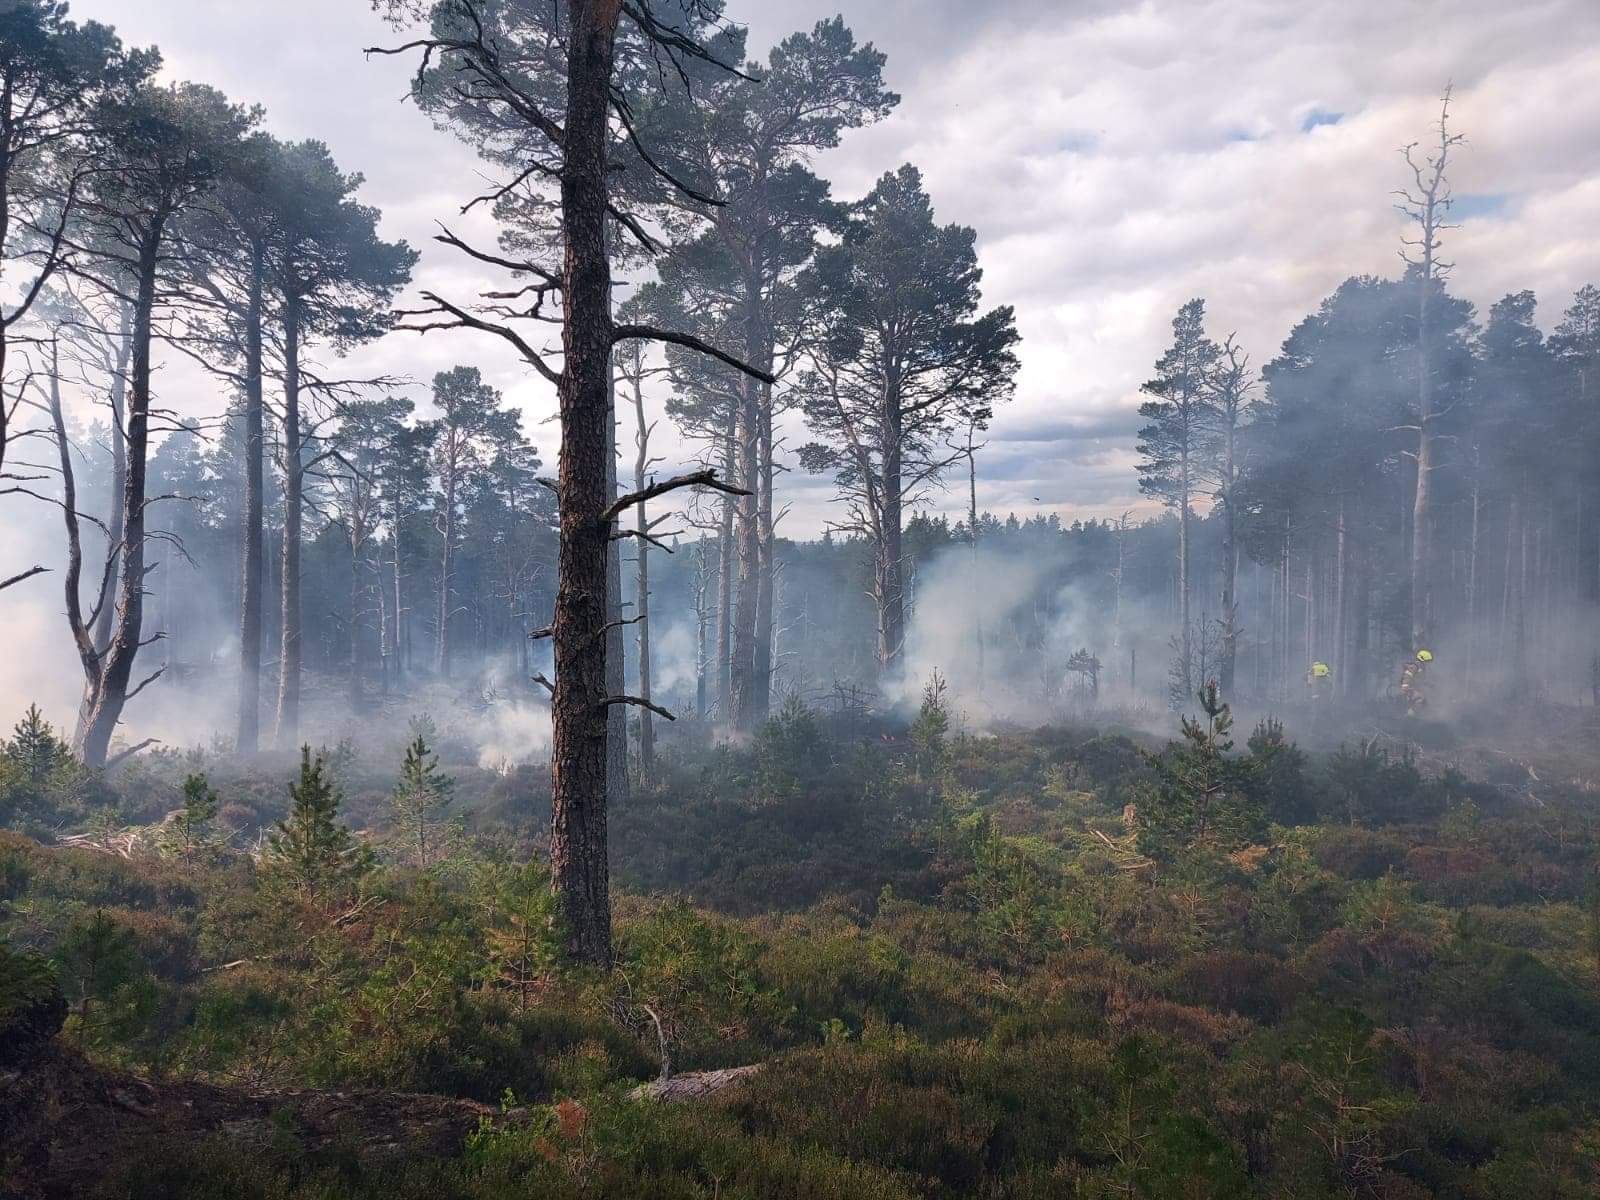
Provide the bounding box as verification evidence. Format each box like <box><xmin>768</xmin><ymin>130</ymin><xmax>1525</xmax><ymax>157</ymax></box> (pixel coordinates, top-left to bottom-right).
<box><xmin>715</xmin><ymin>425</ymin><xmax>735</xmax><ymax>720</ymax></box>
<box><xmin>970</xmin><ymin>431</ymin><xmax>985</xmax><ymax>692</ymax></box>
<box><xmin>1177</xmin><ymin>453</ymin><xmax>1192</xmax><ymax>698</ymax></box>
<box><xmin>1332</xmin><ymin>496</ymin><xmax>1347</xmax><ymax>694</ymax></box>
<box><xmin>605</xmin><ymin>357</ymin><xmax>629</xmax><ymax>807</ymax></box>
<box><xmin>548</xmin><ymin>0</ymin><xmax>624</xmax><ymax>969</ymax></box>
<box><xmin>1466</xmin><ymin>458</ymin><xmax>1481</xmax><ymax>689</ymax></box>
<box><xmin>1402</xmin><ymin>92</ymin><xmax>1460</xmax><ymax>654</ymax></box>
<box><xmin>729</xmin><ymin>348</ymin><xmax>762</xmax><ymax>729</ymax></box>
<box><xmin>91</xmin><ymin>303</ymin><xmax>132</xmax><ymax>656</ymax></box>
<box><xmin>50</xmin><ymin>339</ymin><xmax>106</xmax><ymax>750</ymax></box>
<box><xmin>349</xmin><ymin>510</ymin><xmax>365</xmax><ymax>709</ymax></box>
<box><xmin>392</xmin><ymin>493</ymin><xmax>407</xmax><ymax>689</ymax></box>
<box><xmin>693</xmin><ymin>536</ymin><xmax>710</xmax><ymax>719</ymax></box>
<box><xmin>876</xmin><ymin>377</ymin><xmax>906</xmax><ymax>673</ymax></box>
<box><xmin>1218</xmin><ymin>435</ymin><xmax>1238</xmax><ymax>701</ymax></box>
<box><xmin>274</xmin><ymin>293</ymin><xmax>304</xmax><ymax>750</ymax></box>
<box><xmin>437</xmin><ymin>461</ymin><xmax>456</xmax><ymax>678</ymax></box>
<box><xmin>630</xmin><ymin>362</ymin><xmax>655</xmax><ymax>783</ymax></box>
<box><xmin>237</xmin><ymin>245</ymin><xmax>266</xmax><ymax>754</ymax></box>
<box><xmin>753</xmin><ymin>389</ymin><xmax>774</xmax><ymax>719</ymax></box>
<box><xmin>80</xmin><ymin>233</ymin><xmax>161</xmax><ymax>769</ymax></box>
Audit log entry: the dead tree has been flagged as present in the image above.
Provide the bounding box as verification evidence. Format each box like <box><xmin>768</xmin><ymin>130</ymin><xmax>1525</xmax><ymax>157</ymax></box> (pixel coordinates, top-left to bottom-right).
<box><xmin>70</xmin><ymin>84</ymin><xmax>255</xmax><ymax>768</ymax></box>
<box><xmin>1395</xmin><ymin>87</ymin><xmax>1463</xmax><ymax>654</ymax></box>
<box><xmin>616</xmin><ymin>334</ymin><xmax>670</xmax><ymax>784</ymax></box>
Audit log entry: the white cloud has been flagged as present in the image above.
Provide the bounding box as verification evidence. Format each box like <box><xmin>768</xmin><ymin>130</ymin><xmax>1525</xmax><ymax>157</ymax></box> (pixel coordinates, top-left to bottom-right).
<box><xmin>11</xmin><ymin>0</ymin><xmax>1600</xmax><ymax>571</ymax></box>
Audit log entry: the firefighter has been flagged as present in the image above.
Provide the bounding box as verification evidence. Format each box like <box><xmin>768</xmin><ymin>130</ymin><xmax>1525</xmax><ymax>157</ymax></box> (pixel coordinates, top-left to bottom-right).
<box><xmin>1399</xmin><ymin>649</ymin><xmax>1432</xmax><ymax>716</ymax></box>
<box><xmin>1307</xmin><ymin>660</ymin><xmax>1332</xmax><ymax>703</ymax></box>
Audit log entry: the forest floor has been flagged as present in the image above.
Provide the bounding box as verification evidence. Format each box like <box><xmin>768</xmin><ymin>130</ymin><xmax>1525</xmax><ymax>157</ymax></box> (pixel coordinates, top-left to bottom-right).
<box><xmin>2</xmin><ymin>1027</ymin><xmax>509</xmax><ymax>1200</ymax></box>
<box><xmin>3</xmin><ymin>698</ymin><xmax>1598</xmax><ymax>1198</ymax></box>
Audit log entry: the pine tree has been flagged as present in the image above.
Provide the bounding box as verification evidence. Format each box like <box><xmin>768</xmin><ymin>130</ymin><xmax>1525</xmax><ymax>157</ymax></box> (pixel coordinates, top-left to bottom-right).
<box><xmin>910</xmin><ymin>671</ymin><xmax>951</xmax><ymax>783</ymax></box>
<box><xmin>481</xmin><ymin>860</ymin><xmax>559</xmax><ymax>1014</ymax></box>
<box><xmin>1137</xmin><ymin>300</ymin><xmax>1219</xmax><ymax>702</ymax></box>
<box><xmin>264</xmin><ymin>747</ymin><xmax>367</xmax><ymax>907</ymax></box>
<box><xmin>390</xmin><ymin>735</ymin><xmax>454</xmax><ymax>870</ymax></box>
<box><xmin>53</xmin><ymin>908</ymin><xmax>144</xmax><ymax>1049</ymax></box>
<box><xmin>6</xmin><ymin>705</ymin><xmax>67</xmax><ymax>787</ymax></box>
<box><xmin>164</xmin><ymin>772</ymin><xmax>220</xmax><ymax>863</ymax></box>
<box><xmin>1134</xmin><ymin>683</ymin><xmax>1264</xmax><ymax>861</ymax></box>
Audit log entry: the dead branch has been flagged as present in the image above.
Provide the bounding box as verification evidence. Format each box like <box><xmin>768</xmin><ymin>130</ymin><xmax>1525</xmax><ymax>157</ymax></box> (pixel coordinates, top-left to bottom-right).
<box><xmin>598</xmin><ymin>694</ymin><xmax>676</xmax><ymax>721</ymax></box>
<box><xmin>0</xmin><ymin>565</ymin><xmax>49</xmax><ymax>591</ymax></box>
<box><xmin>603</xmin><ymin>468</ymin><xmax>749</xmax><ymax>523</ymax></box>
<box><xmin>103</xmin><ymin>738</ymin><xmax>162</xmax><ymax>770</ymax></box>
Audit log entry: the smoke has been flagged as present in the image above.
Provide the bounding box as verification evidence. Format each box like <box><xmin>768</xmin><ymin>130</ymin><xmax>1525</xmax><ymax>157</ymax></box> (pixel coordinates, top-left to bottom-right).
<box><xmin>891</xmin><ymin>540</ymin><xmax>1173</xmax><ymax>732</ymax></box>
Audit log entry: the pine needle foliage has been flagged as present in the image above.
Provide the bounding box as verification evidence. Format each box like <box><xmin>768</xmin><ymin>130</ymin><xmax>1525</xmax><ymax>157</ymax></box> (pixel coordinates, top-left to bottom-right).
<box><xmin>264</xmin><ymin>746</ymin><xmax>369</xmax><ymax>907</ymax></box>
<box><xmin>1135</xmin><ymin>682</ymin><xmax>1265</xmax><ymax>861</ymax></box>
<box><xmin>391</xmin><ymin>735</ymin><xmax>455</xmax><ymax>869</ymax></box>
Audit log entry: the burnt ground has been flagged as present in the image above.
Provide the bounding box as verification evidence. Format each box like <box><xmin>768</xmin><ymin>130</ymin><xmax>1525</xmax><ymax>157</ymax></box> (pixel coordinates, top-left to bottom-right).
<box><xmin>0</xmin><ymin>1016</ymin><xmax>505</xmax><ymax>1200</ymax></box>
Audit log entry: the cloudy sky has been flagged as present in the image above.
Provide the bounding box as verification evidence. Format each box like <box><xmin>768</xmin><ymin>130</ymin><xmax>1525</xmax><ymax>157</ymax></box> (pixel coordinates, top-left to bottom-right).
<box><xmin>53</xmin><ymin>0</ymin><xmax>1600</xmax><ymax>535</ymax></box>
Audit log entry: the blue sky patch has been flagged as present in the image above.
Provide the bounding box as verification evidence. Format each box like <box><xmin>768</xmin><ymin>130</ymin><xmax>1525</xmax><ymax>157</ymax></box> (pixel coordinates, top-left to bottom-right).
<box><xmin>1452</xmin><ymin>192</ymin><xmax>1511</xmax><ymax>219</ymax></box>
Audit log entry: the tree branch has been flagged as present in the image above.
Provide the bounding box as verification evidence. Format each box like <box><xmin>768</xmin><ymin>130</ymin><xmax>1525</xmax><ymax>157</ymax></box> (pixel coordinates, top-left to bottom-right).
<box><xmin>0</xmin><ymin>565</ymin><xmax>49</xmax><ymax>592</ymax></box>
<box><xmin>598</xmin><ymin>694</ymin><xmax>676</xmax><ymax>721</ymax></box>
<box><xmin>603</xmin><ymin>468</ymin><xmax>749</xmax><ymax>524</ymax></box>
<box><xmin>613</xmin><ymin>323</ymin><xmax>775</xmax><ymax>384</ymax></box>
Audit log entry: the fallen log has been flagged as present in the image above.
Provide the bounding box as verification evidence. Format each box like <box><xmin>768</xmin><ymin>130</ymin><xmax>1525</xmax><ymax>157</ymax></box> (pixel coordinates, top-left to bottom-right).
<box><xmin>628</xmin><ymin>1064</ymin><xmax>764</xmax><ymax>1103</ymax></box>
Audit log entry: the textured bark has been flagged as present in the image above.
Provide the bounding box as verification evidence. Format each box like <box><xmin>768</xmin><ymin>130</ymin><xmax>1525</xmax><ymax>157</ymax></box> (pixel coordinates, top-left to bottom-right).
<box><xmin>236</xmin><ymin>244</ymin><xmax>266</xmax><ymax>754</ymax></box>
<box><xmin>274</xmin><ymin>294</ymin><xmax>304</xmax><ymax>750</ymax></box>
<box><xmin>548</xmin><ymin>0</ymin><xmax>624</xmax><ymax>969</ymax></box>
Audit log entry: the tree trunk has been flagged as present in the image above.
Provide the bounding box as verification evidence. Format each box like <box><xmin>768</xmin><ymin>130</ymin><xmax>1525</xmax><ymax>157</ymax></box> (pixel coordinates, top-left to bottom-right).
<box><xmin>51</xmin><ymin>340</ymin><xmax>106</xmax><ymax>751</ymax></box>
<box><xmin>91</xmin><ymin>304</ymin><xmax>132</xmax><ymax>657</ymax></box>
<box><xmin>392</xmin><ymin>494</ymin><xmax>407</xmax><ymax>688</ymax></box>
<box><xmin>877</xmin><ymin>396</ymin><xmax>905</xmax><ymax>672</ymax></box>
<box><xmin>970</xmin><ymin>435</ymin><xmax>985</xmax><ymax>692</ymax></box>
<box><xmin>693</xmin><ymin>536</ymin><xmax>710</xmax><ymax>720</ymax></box>
<box><xmin>79</xmin><ymin>232</ymin><xmax>160</xmax><ymax>769</ymax></box>
<box><xmin>1218</xmin><ymin>425</ymin><xmax>1238</xmax><ymax>700</ymax></box>
<box><xmin>1332</xmin><ymin>496</ymin><xmax>1347</xmax><ymax>693</ymax></box>
<box><xmin>729</xmin><ymin>355</ymin><xmax>762</xmax><ymax>729</ymax></box>
<box><xmin>548</xmin><ymin>0</ymin><xmax>623</xmax><ymax>969</ymax></box>
<box><xmin>753</xmin><ymin>387</ymin><xmax>774</xmax><ymax>719</ymax></box>
<box><xmin>236</xmin><ymin>244</ymin><xmax>266</xmax><ymax>754</ymax></box>
<box><xmin>274</xmin><ymin>293</ymin><xmax>304</xmax><ymax>750</ymax></box>
<box><xmin>1177</xmin><ymin>448</ymin><xmax>1192</xmax><ymax>699</ymax></box>
<box><xmin>604</xmin><ymin>358</ymin><xmax>629</xmax><ymax>807</ymax></box>
<box><xmin>437</xmin><ymin>459</ymin><xmax>456</xmax><ymax>678</ymax></box>
<box><xmin>1412</xmin><ymin>311</ymin><xmax>1434</xmax><ymax>653</ymax></box>
<box><xmin>349</xmin><ymin>510</ymin><xmax>365</xmax><ymax>709</ymax></box>
<box><xmin>631</xmin><ymin>369</ymin><xmax>655</xmax><ymax>784</ymax></box>
<box><xmin>715</xmin><ymin>425</ymin><xmax>735</xmax><ymax>719</ymax></box>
